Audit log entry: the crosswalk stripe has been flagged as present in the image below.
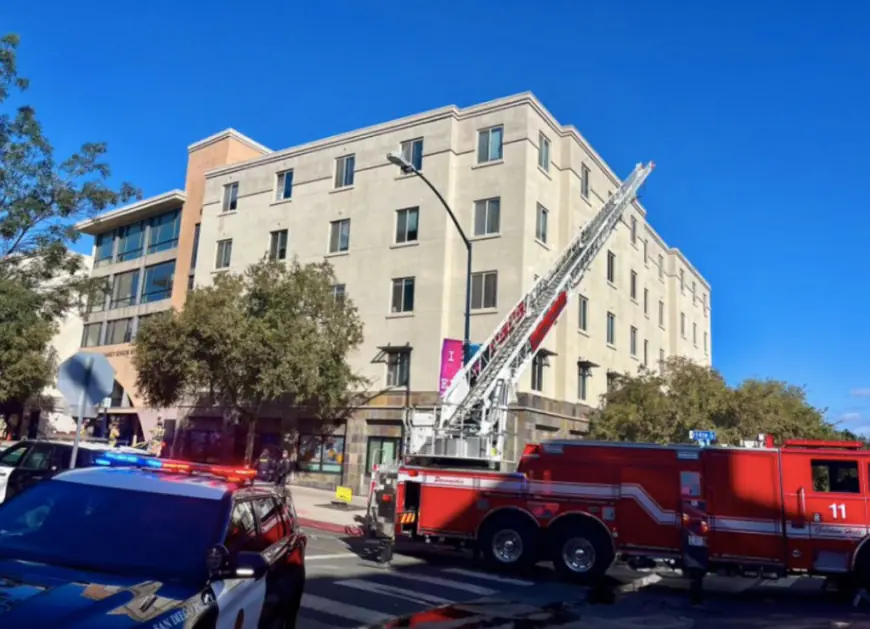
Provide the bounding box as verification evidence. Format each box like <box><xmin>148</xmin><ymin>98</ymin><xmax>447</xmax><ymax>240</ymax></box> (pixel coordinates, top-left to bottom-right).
<box><xmin>389</xmin><ymin>572</ymin><xmax>498</xmax><ymax>596</ymax></box>
<box><xmin>442</xmin><ymin>568</ymin><xmax>535</xmax><ymax>586</ymax></box>
<box><xmin>301</xmin><ymin>593</ymin><xmax>392</xmax><ymax>624</ymax></box>
<box><xmin>336</xmin><ymin>578</ymin><xmax>454</xmax><ymax>605</ymax></box>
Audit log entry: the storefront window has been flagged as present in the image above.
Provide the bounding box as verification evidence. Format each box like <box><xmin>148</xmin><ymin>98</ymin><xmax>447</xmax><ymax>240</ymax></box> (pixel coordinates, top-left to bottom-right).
<box><xmin>297</xmin><ymin>435</ymin><xmax>345</xmax><ymax>474</ymax></box>
<box><xmin>366</xmin><ymin>437</ymin><xmax>401</xmax><ymax>473</ymax></box>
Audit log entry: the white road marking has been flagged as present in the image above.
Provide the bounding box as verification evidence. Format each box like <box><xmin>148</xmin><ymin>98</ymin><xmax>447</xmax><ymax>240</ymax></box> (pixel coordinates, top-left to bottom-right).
<box><xmin>390</xmin><ymin>572</ymin><xmax>498</xmax><ymax>596</ymax></box>
<box><xmin>442</xmin><ymin>568</ymin><xmax>535</xmax><ymax>586</ymax></box>
<box><xmin>306</xmin><ymin>553</ymin><xmax>359</xmax><ymax>560</ymax></box>
<box><xmin>336</xmin><ymin>578</ymin><xmax>453</xmax><ymax>605</ymax></box>
<box><xmin>301</xmin><ymin>593</ymin><xmax>392</xmax><ymax>624</ymax></box>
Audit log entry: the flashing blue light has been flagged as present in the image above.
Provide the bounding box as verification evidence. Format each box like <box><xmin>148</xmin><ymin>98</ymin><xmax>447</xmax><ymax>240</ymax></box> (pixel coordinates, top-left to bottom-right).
<box><xmin>99</xmin><ymin>451</ymin><xmax>164</xmax><ymax>469</ymax></box>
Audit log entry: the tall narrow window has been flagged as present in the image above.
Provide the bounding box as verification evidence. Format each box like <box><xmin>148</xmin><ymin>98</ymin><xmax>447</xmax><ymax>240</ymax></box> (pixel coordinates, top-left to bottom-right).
<box><xmin>630</xmin><ymin>270</ymin><xmax>637</xmax><ymax>299</ymax></box>
<box><xmin>222</xmin><ymin>182</ymin><xmax>239</xmax><ymax>212</ymax></box>
<box><xmin>630</xmin><ymin>216</ymin><xmax>637</xmax><ymax>244</ymax></box>
<box><xmin>606</xmin><ymin>251</ymin><xmax>616</xmax><ymax>284</ymax></box>
<box><xmin>680</xmin><ymin>268</ymin><xmax>685</xmax><ymax>292</ymax></box>
<box><xmin>578</xmin><ymin>295</ymin><xmax>588</xmax><ymax>332</ymax></box>
<box><xmin>659</xmin><ymin>349</ymin><xmax>665</xmax><ymax>372</ymax></box>
<box><xmin>269</xmin><ymin>230</ymin><xmax>288</xmax><ymax>260</ymax></box>
<box><xmin>329</xmin><ymin>219</ymin><xmax>350</xmax><ymax>253</ymax></box>
<box><xmin>658</xmin><ymin>254</ymin><xmax>664</xmax><ymax>279</ymax></box>
<box><xmin>658</xmin><ymin>300</ymin><xmax>665</xmax><ymax>326</ymax></box>
<box><xmin>95</xmin><ymin>230</ymin><xmax>114</xmax><ymax>267</ymax></box>
<box><xmin>332</xmin><ymin>283</ymin><xmax>346</xmax><ymax>306</ymax></box>
<box><xmin>606</xmin><ymin>312</ymin><xmax>616</xmax><ymax>345</ymax></box>
<box><xmin>680</xmin><ymin>312</ymin><xmax>686</xmax><ymax>337</ymax></box>
<box><xmin>643</xmin><ymin>288</ymin><xmax>649</xmax><ymax>315</ymax></box>
<box><xmin>335</xmin><ymin>154</ymin><xmax>355</xmax><ymax>188</ymax></box>
<box><xmin>395</xmin><ymin>208</ymin><xmax>419</xmax><ymax>244</ymax></box>
<box><xmin>581</xmin><ymin>164</ymin><xmax>590</xmax><ymax>198</ymax></box>
<box><xmin>471</xmin><ymin>271</ymin><xmax>498</xmax><ymax>309</ymax></box>
<box><xmin>643</xmin><ymin>340</ymin><xmax>649</xmax><ymax>366</ymax></box>
<box><xmin>391</xmin><ymin>277</ymin><xmax>415</xmax><ymax>313</ymax></box>
<box><xmin>276</xmin><ymin>170</ymin><xmax>293</xmax><ymax>201</ymax></box>
<box><xmin>693</xmin><ymin>322</ymin><xmax>698</xmax><ymax>346</ymax></box>
<box><xmin>216</xmin><ymin>239</ymin><xmax>233</xmax><ymax>269</ymax></box>
<box><xmin>477</xmin><ymin>126</ymin><xmax>504</xmax><ymax>163</ymax></box>
<box><xmin>190</xmin><ymin>224</ymin><xmax>201</xmax><ymax>272</ymax></box>
<box><xmin>473</xmin><ymin>198</ymin><xmax>500</xmax><ymax>236</ymax></box>
<box><xmin>535</xmin><ymin>204</ymin><xmax>548</xmax><ymax>243</ymax></box>
<box><xmin>643</xmin><ymin>239</ymin><xmax>648</xmax><ymax>264</ymax></box>
<box><xmin>386</xmin><ymin>351</ymin><xmax>411</xmax><ymax>387</ymax></box>
<box><xmin>578</xmin><ymin>366</ymin><xmax>589</xmax><ymax>401</ymax></box>
<box><xmin>400</xmin><ymin>138</ymin><xmax>424</xmax><ymax>171</ymax></box>
<box><xmin>538</xmin><ymin>132</ymin><xmax>550</xmax><ymax>171</ymax></box>
<box><xmin>630</xmin><ymin>326</ymin><xmax>638</xmax><ymax>356</ymax></box>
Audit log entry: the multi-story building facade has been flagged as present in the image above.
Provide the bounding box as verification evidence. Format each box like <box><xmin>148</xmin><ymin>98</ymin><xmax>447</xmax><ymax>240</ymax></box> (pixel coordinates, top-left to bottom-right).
<box><xmin>76</xmin><ymin>93</ymin><xmax>711</xmax><ymax>492</ymax></box>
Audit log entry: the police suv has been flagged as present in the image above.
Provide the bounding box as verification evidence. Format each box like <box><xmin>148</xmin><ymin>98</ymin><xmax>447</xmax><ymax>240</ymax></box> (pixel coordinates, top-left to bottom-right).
<box><xmin>0</xmin><ymin>452</ymin><xmax>307</xmax><ymax>628</ymax></box>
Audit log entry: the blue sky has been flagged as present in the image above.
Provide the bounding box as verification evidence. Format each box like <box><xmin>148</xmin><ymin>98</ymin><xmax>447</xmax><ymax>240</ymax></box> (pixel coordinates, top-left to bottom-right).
<box><xmin>2</xmin><ymin>1</ymin><xmax>868</xmax><ymax>428</ymax></box>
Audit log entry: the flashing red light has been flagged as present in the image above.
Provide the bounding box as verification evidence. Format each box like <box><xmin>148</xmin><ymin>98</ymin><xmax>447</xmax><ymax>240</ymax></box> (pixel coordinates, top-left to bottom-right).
<box><xmin>521</xmin><ymin>443</ymin><xmax>542</xmax><ymax>458</ymax></box>
<box><xmin>407</xmin><ymin>469</ymin><xmax>419</xmax><ymax>478</ymax></box>
<box><xmin>96</xmin><ymin>452</ymin><xmax>256</xmax><ymax>483</ymax></box>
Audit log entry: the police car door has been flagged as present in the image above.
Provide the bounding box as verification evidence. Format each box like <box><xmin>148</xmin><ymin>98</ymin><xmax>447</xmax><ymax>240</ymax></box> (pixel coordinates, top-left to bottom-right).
<box><xmin>214</xmin><ymin>500</ymin><xmax>268</xmax><ymax>629</ymax></box>
<box><xmin>8</xmin><ymin>443</ymin><xmax>55</xmax><ymax>500</ymax></box>
<box><xmin>0</xmin><ymin>443</ymin><xmax>31</xmax><ymax>503</ymax></box>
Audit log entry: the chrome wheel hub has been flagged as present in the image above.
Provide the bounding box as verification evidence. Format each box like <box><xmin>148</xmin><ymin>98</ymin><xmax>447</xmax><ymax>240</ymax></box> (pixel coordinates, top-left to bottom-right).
<box><xmin>492</xmin><ymin>529</ymin><xmax>524</xmax><ymax>563</ymax></box>
<box><xmin>563</xmin><ymin>537</ymin><xmax>596</xmax><ymax>573</ymax></box>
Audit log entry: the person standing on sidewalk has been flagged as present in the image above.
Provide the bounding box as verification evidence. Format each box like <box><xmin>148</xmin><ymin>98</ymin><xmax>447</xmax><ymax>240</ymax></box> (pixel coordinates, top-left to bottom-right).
<box><xmin>256</xmin><ymin>448</ymin><xmax>275</xmax><ymax>482</ymax></box>
<box><xmin>274</xmin><ymin>450</ymin><xmax>291</xmax><ymax>497</ymax></box>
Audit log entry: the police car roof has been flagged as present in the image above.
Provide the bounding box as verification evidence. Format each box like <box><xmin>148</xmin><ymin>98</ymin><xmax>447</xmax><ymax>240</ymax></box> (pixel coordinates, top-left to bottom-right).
<box><xmin>53</xmin><ymin>466</ymin><xmax>233</xmax><ymax>500</ymax></box>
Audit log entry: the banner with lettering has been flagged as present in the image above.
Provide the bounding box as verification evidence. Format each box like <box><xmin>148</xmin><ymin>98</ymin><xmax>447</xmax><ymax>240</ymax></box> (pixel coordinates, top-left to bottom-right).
<box><xmin>438</xmin><ymin>339</ymin><xmax>464</xmax><ymax>395</ymax></box>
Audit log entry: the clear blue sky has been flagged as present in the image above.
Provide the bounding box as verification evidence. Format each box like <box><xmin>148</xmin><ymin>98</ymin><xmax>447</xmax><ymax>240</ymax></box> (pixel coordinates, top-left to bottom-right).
<box><xmin>3</xmin><ymin>1</ymin><xmax>868</xmax><ymax>429</ymax></box>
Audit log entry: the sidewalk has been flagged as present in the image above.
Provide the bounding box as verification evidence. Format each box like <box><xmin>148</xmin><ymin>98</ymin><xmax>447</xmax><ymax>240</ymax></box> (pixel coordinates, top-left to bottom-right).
<box><xmin>288</xmin><ymin>483</ymin><xmax>368</xmax><ymax>536</ymax></box>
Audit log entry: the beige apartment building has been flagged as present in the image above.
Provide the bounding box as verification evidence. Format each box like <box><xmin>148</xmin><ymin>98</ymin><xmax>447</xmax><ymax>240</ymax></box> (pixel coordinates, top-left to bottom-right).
<box><xmin>76</xmin><ymin>92</ymin><xmax>711</xmax><ymax>492</ymax></box>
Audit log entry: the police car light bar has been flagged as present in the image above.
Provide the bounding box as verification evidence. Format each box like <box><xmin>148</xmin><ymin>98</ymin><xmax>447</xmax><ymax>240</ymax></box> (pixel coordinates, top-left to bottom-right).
<box><xmin>94</xmin><ymin>451</ymin><xmax>257</xmax><ymax>482</ymax></box>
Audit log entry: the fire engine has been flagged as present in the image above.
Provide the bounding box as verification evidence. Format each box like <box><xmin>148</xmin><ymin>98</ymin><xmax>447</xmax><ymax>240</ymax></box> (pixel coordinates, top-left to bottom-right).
<box><xmin>365</xmin><ymin>436</ymin><xmax>870</xmax><ymax>592</ymax></box>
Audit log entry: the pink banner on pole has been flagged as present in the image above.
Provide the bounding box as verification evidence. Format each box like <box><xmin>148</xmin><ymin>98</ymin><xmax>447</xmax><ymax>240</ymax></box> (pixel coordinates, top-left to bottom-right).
<box><xmin>439</xmin><ymin>338</ymin><xmax>464</xmax><ymax>395</ymax></box>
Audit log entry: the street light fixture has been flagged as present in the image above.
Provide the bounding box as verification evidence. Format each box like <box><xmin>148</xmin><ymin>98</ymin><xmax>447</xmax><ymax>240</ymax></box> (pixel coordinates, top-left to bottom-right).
<box><xmin>386</xmin><ymin>150</ymin><xmax>473</xmax><ymax>365</ymax></box>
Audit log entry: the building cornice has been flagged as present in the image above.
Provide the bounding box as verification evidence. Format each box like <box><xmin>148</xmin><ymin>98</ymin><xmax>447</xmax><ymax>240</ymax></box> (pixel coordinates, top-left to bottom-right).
<box><xmin>74</xmin><ymin>190</ymin><xmax>186</xmax><ymax>235</ymax></box>
<box><xmin>187</xmin><ymin>128</ymin><xmax>272</xmax><ymax>156</ymax></box>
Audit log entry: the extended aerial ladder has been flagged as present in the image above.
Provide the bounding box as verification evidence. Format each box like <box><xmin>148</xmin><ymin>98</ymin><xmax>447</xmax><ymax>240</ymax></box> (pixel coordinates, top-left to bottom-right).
<box><xmin>405</xmin><ymin>162</ymin><xmax>655</xmax><ymax>467</ymax></box>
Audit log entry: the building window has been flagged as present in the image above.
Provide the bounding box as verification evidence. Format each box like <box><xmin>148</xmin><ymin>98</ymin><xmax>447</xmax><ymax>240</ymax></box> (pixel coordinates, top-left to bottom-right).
<box><xmin>105</xmin><ymin>318</ymin><xmax>133</xmax><ymax>345</ymax></box>
<box><xmin>535</xmin><ymin>204</ymin><xmax>548</xmax><ymax>243</ymax></box>
<box><xmin>643</xmin><ymin>339</ymin><xmax>649</xmax><ymax>366</ymax></box>
<box><xmin>400</xmin><ymin>138</ymin><xmax>424</xmax><ymax>171</ymax></box>
<box><xmin>703</xmin><ymin>293</ymin><xmax>708</xmax><ymax>313</ymax></box>
<box><xmin>117</xmin><ymin>222</ymin><xmax>144</xmax><ymax>262</ymax></box>
<box><xmin>680</xmin><ymin>312</ymin><xmax>686</xmax><ymax>338</ymax></box>
<box><xmin>386</xmin><ymin>351</ymin><xmax>411</xmax><ymax>387</ymax></box>
<box><xmin>473</xmin><ymin>198</ymin><xmax>500</xmax><ymax>236</ymax></box>
<box><xmin>391</xmin><ymin>277</ymin><xmax>415</xmax><ymax>313</ymax></box>
<box><xmin>366</xmin><ymin>437</ymin><xmax>401</xmax><ymax>473</ymax></box>
<box><xmin>630</xmin><ymin>270</ymin><xmax>637</xmax><ymax>300</ymax></box>
<box><xmin>606</xmin><ymin>372</ymin><xmax>617</xmax><ymax>394</ymax></box>
<box><xmin>658</xmin><ymin>300</ymin><xmax>665</xmax><ymax>326</ymax></box>
<box><xmin>190</xmin><ymin>223</ymin><xmax>201</xmax><ymax>273</ymax></box>
<box><xmin>110</xmin><ymin>269</ymin><xmax>140</xmax><ymax>309</ymax></box>
<box><xmin>223</xmin><ymin>182</ymin><xmax>239</xmax><ymax>212</ymax></box>
<box><xmin>693</xmin><ymin>322</ymin><xmax>698</xmax><ymax>346</ymax></box>
<box><xmin>477</xmin><ymin>126</ymin><xmax>504</xmax><ymax>163</ymax></box>
<box><xmin>581</xmin><ymin>164</ymin><xmax>590</xmax><ymax>198</ymax></box>
<box><xmin>704</xmin><ymin>331</ymin><xmax>708</xmax><ymax>354</ymax></box>
<box><xmin>538</xmin><ymin>132</ymin><xmax>550</xmax><ymax>171</ymax></box>
<box><xmin>329</xmin><ymin>219</ymin><xmax>350</xmax><ymax>253</ymax></box>
<box><xmin>630</xmin><ymin>216</ymin><xmax>637</xmax><ymax>244</ymax></box>
<box><xmin>606</xmin><ymin>251</ymin><xmax>616</xmax><ymax>284</ymax></box>
<box><xmin>335</xmin><ymin>154</ymin><xmax>355</xmax><ymax>188</ymax></box>
<box><xmin>269</xmin><ymin>229</ymin><xmax>288</xmax><ymax>261</ymax></box>
<box><xmin>395</xmin><ymin>207</ymin><xmax>419</xmax><ymax>244</ymax></box>
<box><xmin>148</xmin><ymin>209</ymin><xmax>181</xmax><ymax>254</ymax></box>
<box><xmin>297</xmin><ymin>435</ymin><xmax>345</xmax><ymax>473</ymax></box>
<box><xmin>332</xmin><ymin>283</ymin><xmax>346</xmax><ymax>306</ymax></box>
<box><xmin>659</xmin><ymin>349</ymin><xmax>665</xmax><ymax>372</ymax></box>
<box><xmin>606</xmin><ymin>312</ymin><xmax>616</xmax><ymax>345</ymax></box>
<box><xmin>658</xmin><ymin>254</ymin><xmax>664</xmax><ymax>279</ymax></box>
<box><xmin>215</xmin><ymin>239</ymin><xmax>233</xmax><ymax>269</ymax></box>
<box><xmin>630</xmin><ymin>326</ymin><xmax>638</xmax><ymax>357</ymax></box>
<box><xmin>680</xmin><ymin>268</ymin><xmax>685</xmax><ymax>292</ymax></box>
<box><xmin>578</xmin><ymin>295</ymin><xmax>588</xmax><ymax>332</ymax></box>
<box><xmin>578</xmin><ymin>366</ymin><xmax>589</xmax><ymax>401</ymax></box>
<box><xmin>643</xmin><ymin>288</ymin><xmax>649</xmax><ymax>315</ymax></box>
<box><xmin>142</xmin><ymin>261</ymin><xmax>175</xmax><ymax>303</ymax></box>
<box><xmin>95</xmin><ymin>231</ymin><xmax>114</xmax><ymax>267</ymax></box>
<box><xmin>692</xmin><ymin>281</ymin><xmax>697</xmax><ymax>301</ymax></box>
<box><xmin>531</xmin><ymin>353</ymin><xmax>546</xmax><ymax>392</ymax></box>
<box><xmin>643</xmin><ymin>239</ymin><xmax>648</xmax><ymax>264</ymax></box>
<box><xmin>471</xmin><ymin>271</ymin><xmax>498</xmax><ymax>309</ymax></box>
<box><xmin>275</xmin><ymin>170</ymin><xmax>293</xmax><ymax>201</ymax></box>
<box><xmin>81</xmin><ymin>323</ymin><xmax>102</xmax><ymax>348</ymax></box>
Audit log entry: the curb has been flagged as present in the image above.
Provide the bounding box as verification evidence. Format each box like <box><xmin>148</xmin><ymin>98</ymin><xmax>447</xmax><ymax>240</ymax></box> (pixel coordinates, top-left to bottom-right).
<box><xmin>613</xmin><ymin>573</ymin><xmax>663</xmax><ymax>594</ymax></box>
<box><xmin>298</xmin><ymin>517</ymin><xmax>364</xmax><ymax>537</ymax></box>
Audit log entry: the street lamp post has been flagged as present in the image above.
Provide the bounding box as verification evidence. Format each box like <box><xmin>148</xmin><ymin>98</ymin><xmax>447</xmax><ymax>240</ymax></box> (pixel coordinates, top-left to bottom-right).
<box><xmin>387</xmin><ymin>150</ymin><xmax>473</xmax><ymax>365</ymax></box>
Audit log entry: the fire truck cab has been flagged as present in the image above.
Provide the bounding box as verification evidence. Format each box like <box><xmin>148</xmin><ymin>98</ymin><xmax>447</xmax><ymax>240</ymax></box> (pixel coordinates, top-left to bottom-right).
<box><xmin>364</xmin><ymin>437</ymin><xmax>870</xmax><ymax>589</ymax></box>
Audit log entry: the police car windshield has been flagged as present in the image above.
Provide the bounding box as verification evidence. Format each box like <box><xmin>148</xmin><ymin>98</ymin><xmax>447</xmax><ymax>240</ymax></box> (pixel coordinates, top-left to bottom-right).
<box><xmin>0</xmin><ymin>479</ymin><xmax>226</xmax><ymax>583</ymax></box>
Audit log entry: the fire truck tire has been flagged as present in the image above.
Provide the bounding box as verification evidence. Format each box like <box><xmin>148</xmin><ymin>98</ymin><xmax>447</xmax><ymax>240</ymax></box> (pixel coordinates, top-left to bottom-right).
<box><xmin>549</xmin><ymin>518</ymin><xmax>615</xmax><ymax>584</ymax></box>
<box><xmin>478</xmin><ymin>512</ymin><xmax>539</xmax><ymax>572</ymax></box>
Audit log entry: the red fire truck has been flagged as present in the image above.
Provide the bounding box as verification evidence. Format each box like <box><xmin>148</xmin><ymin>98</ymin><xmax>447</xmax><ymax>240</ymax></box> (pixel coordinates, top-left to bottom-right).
<box><xmin>364</xmin><ymin>436</ymin><xmax>870</xmax><ymax>591</ymax></box>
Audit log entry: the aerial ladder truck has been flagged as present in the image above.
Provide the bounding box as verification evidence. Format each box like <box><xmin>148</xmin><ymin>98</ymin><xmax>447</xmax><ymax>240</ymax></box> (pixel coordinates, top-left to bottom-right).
<box><xmin>404</xmin><ymin>161</ymin><xmax>655</xmax><ymax>469</ymax></box>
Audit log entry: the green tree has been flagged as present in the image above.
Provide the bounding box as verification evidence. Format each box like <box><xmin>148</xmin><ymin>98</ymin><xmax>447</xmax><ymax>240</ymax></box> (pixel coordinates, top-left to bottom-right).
<box><xmin>590</xmin><ymin>356</ymin><xmax>840</xmax><ymax>445</ymax></box>
<box><xmin>132</xmin><ymin>259</ymin><xmax>366</xmax><ymax>463</ymax></box>
<box><xmin>0</xmin><ymin>33</ymin><xmax>138</xmax><ymax>410</ymax></box>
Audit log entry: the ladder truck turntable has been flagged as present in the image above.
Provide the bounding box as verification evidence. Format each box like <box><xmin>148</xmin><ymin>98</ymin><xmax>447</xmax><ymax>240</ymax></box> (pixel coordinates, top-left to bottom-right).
<box><xmin>363</xmin><ymin>160</ymin><xmax>870</xmax><ymax>595</ymax></box>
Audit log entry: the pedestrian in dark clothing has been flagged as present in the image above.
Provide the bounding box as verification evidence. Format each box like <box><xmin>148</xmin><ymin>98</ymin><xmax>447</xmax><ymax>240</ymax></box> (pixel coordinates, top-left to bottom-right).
<box><xmin>256</xmin><ymin>448</ymin><xmax>275</xmax><ymax>482</ymax></box>
<box><xmin>275</xmin><ymin>450</ymin><xmax>291</xmax><ymax>488</ymax></box>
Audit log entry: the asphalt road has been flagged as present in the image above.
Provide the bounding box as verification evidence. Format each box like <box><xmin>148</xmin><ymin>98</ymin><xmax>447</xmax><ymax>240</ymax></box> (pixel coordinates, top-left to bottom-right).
<box><xmin>300</xmin><ymin>529</ymin><xmax>870</xmax><ymax>628</ymax></box>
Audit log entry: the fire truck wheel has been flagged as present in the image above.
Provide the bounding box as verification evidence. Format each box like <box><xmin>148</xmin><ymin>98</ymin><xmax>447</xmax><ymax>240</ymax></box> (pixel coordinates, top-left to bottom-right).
<box><xmin>478</xmin><ymin>513</ymin><xmax>539</xmax><ymax>572</ymax></box>
<box><xmin>550</xmin><ymin>519</ymin><xmax>614</xmax><ymax>584</ymax></box>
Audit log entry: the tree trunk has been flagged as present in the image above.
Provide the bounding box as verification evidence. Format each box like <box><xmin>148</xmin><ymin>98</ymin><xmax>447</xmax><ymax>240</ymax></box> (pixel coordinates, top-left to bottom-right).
<box><xmin>245</xmin><ymin>416</ymin><xmax>257</xmax><ymax>466</ymax></box>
